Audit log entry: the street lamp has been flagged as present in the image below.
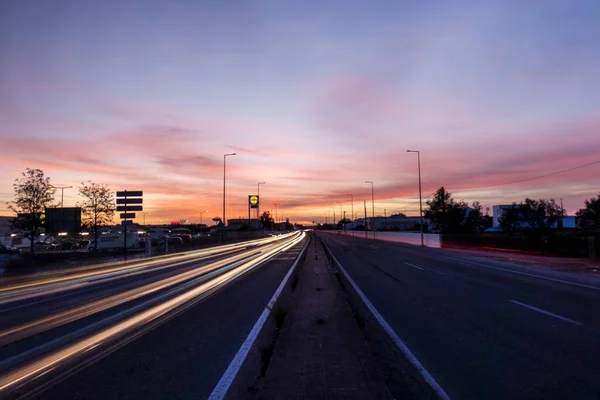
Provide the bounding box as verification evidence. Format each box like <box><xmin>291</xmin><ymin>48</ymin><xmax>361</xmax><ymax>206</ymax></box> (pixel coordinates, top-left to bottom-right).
<box><xmin>223</xmin><ymin>153</ymin><xmax>236</xmax><ymax>228</ymax></box>
<box><xmin>331</xmin><ymin>206</ymin><xmax>336</xmax><ymax>228</ymax></box>
<box><xmin>257</xmin><ymin>182</ymin><xmax>266</xmax><ymax>229</ymax></box>
<box><xmin>346</xmin><ymin>194</ymin><xmax>354</xmax><ymax>222</ymax></box>
<box><xmin>51</xmin><ymin>185</ymin><xmax>73</xmax><ymax>237</ymax></box>
<box><xmin>52</xmin><ymin>185</ymin><xmax>73</xmax><ymax>208</ymax></box>
<box><xmin>365</xmin><ymin>181</ymin><xmax>375</xmax><ymax>231</ymax></box>
<box><xmin>197</xmin><ymin>209</ymin><xmax>208</xmax><ymax>225</ymax></box>
<box><xmin>337</xmin><ymin>202</ymin><xmax>343</xmax><ymax>230</ymax></box>
<box><xmin>273</xmin><ymin>203</ymin><xmax>279</xmax><ymax>226</ymax></box>
<box><xmin>407</xmin><ymin>150</ymin><xmax>424</xmax><ymax>246</ymax></box>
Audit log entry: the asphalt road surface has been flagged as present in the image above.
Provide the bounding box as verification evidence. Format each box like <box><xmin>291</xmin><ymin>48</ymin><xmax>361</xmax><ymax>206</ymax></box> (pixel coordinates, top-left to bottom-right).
<box><xmin>319</xmin><ymin>232</ymin><xmax>600</xmax><ymax>399</ymax></box>
<box><xmin>0</xmin><ymin>232</ymin><xmax>307</xmax><ymax>399</ymax></box>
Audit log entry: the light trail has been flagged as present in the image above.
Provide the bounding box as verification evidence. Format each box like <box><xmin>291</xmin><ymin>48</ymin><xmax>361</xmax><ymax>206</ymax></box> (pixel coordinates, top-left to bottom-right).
<box><xmin>0</xmin><ymin>232</ymin><xmax>305</xmax><ymax>395</ymax></box>
<box><xmin>0</xmin><ymin>234</ymin><xmax>296</xmax><ymax>304</ymax></box>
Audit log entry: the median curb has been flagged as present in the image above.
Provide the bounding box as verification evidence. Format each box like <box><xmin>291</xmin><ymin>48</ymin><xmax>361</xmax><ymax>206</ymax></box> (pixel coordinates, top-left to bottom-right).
<box><xmin>214</xmin><ymin>234</ymin><xmax>309</xmax><ymax>399</ymax></box>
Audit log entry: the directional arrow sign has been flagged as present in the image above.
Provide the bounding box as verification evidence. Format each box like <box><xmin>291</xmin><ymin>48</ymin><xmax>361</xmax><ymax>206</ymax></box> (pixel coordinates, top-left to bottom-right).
<box><xmin>117</xmin><ymin>205</ymin><xmax>143</xmax><ymax>212</ymax></box>
<box><xmin>116</xmin><ymin>198</ymin><xmax>143</xmax><ymax>204</ymax></box>
<box><xmin>116</xmin><ymin>191</ymin><xmax>143</xmax><ymax>197</ymax></box>
<box><xmin>120</xmin><ymin>213</ymin><xmax>136</xmax><ymax>219</ymax></box>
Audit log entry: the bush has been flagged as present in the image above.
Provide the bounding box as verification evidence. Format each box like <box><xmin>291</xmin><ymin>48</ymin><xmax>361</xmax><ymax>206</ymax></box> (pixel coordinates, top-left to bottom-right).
<box><xmin>442</xmin><ymin>230</ymin><xmax>589</xmax><ymax>257</ymax></box>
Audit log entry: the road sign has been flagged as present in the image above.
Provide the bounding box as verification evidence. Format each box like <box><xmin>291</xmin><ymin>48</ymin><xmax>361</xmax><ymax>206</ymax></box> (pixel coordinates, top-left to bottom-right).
<box><xmin>120</xmin><ymin>213</ymin><xmax>136</xmax><ymax>219</ymax></box>
<box><xmin>116</xmin><ymin>198</ymin><xmax>143</xmax><ymax>204</ymax></box>
<box><xmin>249</xmin><ymin>195</ymin><xmax>259</xmax><ymax>209</ymax></box>
<box><xmin>122</xmin><ymin>220</ymin><xmax>133</xmax><ymax>225</ymax></box>
<box><xmin>117</xmin><ymin>205</ymin><xmax>143</xmax><ymax>212</ymax></box>
<box><xmin>116</xmin><ymin>191</ymin><xmax>143</xmax><ymax>197</ymax></box>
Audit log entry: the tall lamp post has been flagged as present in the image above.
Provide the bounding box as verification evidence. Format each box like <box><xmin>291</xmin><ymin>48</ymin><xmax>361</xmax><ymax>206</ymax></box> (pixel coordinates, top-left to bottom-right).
<box><xmin>52</xmin><ymin>185</ymin><xmax>73</xmax><ymax>234</ymax></box>
<box><xmin>407</xmin><ymin>150</ymin><xmax>424</xmax><ymax>247</ymax></box>
<box><xmin>346</xmin><ymin>194</ymin><xmax>354</xmax><ymax>233</ymax></box>
<box><xmin>365</xmin><ymin>181</ymin><xmax>375</xmax><ymax>231</ymax></box>
<box><xmin>197</xmin><ymin>209</ymin><xmax>208</xmax><ymax>225</ymax></box>
<box><xmin>223</xmin><ymin>153</ymin><xmax>236</xmax><ymax>229</ymax></box>
<box><xmin>346</xmin><ymin>194</ymin><xmax>354</xmax><ymax>222</ymax></box>
<box><xmin>337</xmin><ymin>202</ymin><xmax>343</xmax><ymax>230</ymax></box>
<box><xmin>257</xmin><ymin>182</ymin><xmax>266</xmax><ymax>230</ymax></box>
<box><xmin>273</xmin><ymin>203</ymin><xmax>279</xmax><ymax>229</ymax></box>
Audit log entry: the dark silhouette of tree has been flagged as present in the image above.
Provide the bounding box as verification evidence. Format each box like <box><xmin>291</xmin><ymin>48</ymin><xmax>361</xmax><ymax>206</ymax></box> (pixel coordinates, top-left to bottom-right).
<box><xmin>259</xmin><ymin>211</ymin><xmax>274</xmax><ymax>230</ymax></box>
<box><xmin>8</xmin><ymin>168</ymin><xmax>54</xmax><ymax>254</ymax></box>
<box><xmin>463</xmin><ymin>201</ymin><xmax>493</xmax><ymax>233</ymax></box>
<box><xmin>78</xmin><ymin>181</ymin><xmax>116</xmax><ymax>251</ymax></box>
<box><xmin>500</xmin><ymin>198</ymin><xmax>562</xmax><ymax>231</ymax></box>
<box><xmin>576</xmin><ymin>193</ymin><xmax>600</xmax><ymax>229</ymax></box>
<box><xmin>425</xmin><ymin>187</ymin><xmax>468</xmax><ymax>233</ymax></box>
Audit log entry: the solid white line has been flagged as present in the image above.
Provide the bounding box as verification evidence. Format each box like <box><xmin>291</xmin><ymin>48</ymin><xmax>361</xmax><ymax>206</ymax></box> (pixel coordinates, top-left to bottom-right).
<box><xmin>441</xmin><ymin>256</ymin><xmax>600</xmax><ymax>291</ymax></box>
<box><xmin>405</xmin><ymin>262</ymin><xmax>425</xmax><ymax>271</ymax></box>
<box><xmin>208</xmin><ymin>235</ymin><xmax>308</xmax><ymax>400</ymax></box>
<box><xmin>324</xmin><ymin>242</ymin><xmax>451</xmax><ymax>400</ymax></box>
<box><xmin>510</xmin><ymin>300</ymin><xmax>583</xmax><ymax>326</ymax></box>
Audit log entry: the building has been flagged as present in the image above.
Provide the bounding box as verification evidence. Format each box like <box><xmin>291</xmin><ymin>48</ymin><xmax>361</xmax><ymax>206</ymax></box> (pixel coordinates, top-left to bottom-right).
<box><xmin>493</xmin><ymin>204</ymin><xmax>576</xmax><ymax>230</ymax></box>
<box><xmin>227</xmin><ymin>218</ymin><xmax>259</xmax><ymax>230</ymax></box>
<box><xmin>492</xmin><ymin>205</ymin><xmax>516</xmax><ymax>228</ymax></box>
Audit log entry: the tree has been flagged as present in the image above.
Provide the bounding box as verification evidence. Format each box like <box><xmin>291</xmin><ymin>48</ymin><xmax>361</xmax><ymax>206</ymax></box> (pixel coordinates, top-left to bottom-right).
<box><xmin>576</xmin><ymin>193</ymin><xmax>600</xmax><ymax>229</ymax></box>
<box><xmin>425</xmin><ymin>187</ymin><xmax>468</xmax><ymax>233</ymax></box>
<box><xmin>8</xmin><ymin>168</ymin><xmax>54</xmax><ymax>254</ymax></box>
<box><xmin>500</xmin><ymin>198</ymin><xmax>562</xmax><ymax>231</ymax></box>
<box><xmin>463</xmin><ymin>201</ymin><xmax>492</xmax><ymax>233</ymax></box>
<box><xmin>78</xmin><ymin>181</ymin><xmax>116</xmax><ymax>251</ymax></box>
<box><xmin>259</xmin><ymin>211</ymin><xmax>274</xmax><ymax>230</ymax></box>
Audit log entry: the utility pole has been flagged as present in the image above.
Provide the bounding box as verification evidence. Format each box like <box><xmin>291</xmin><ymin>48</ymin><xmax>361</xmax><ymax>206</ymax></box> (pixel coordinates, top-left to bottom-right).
<box><xmin>364</xmin><ymin>200</ymin><xmax>368</xmax><ymax>238</ymax></box>
<box><xmin>384</xmin><ymin>208</ymin><xmax>387</xmax><ymax>230</ymax></box>
<box><xmin>407</xmin><ymin>150</ymin><xmax>424</xmax><ymax>246</ymax></box>
<box><xmin>223</xmin><ymin>152</ymin><xmax>236</xmax><ymax>234</ymax></box>
<box><xmin>52</xmin><ymin>185</ymin><xmax>72</xmax><ymax>250</ymax></box>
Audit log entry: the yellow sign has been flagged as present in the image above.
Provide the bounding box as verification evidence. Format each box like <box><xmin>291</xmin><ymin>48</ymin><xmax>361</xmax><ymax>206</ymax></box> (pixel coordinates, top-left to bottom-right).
<box><xmin>249</xmin><ymin>195</ymin><xmax>259</xmax><ymax>205</ymax></box>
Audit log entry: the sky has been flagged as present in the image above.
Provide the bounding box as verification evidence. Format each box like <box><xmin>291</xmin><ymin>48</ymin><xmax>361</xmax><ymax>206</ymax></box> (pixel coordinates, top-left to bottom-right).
<box><xmin>1</xmin><ymin>0</ymin><xmax>599</xmax><ymax>225</ymax></box>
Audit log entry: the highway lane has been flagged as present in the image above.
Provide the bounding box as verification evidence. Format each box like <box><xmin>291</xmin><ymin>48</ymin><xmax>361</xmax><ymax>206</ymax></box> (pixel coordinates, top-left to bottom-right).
<box><xmin>0</xmin><ymin>232</ymin><xmax>307</xmax><ymax>398</ymax></box>
<box><xmin>319</xmin><ymin>232</ymin><xmax>600</xmax><ymax>399</ymax></box>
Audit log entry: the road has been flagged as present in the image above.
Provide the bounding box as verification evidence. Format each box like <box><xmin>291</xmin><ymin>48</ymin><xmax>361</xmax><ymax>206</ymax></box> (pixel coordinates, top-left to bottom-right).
<box><xmin>319</xmin><ymin>232</ymin><xmax>600</xmax><ymax>399</ymax></box>
<box><xmin>0</xmin><ymin>232</ymin><xmax>307</xmax><ymax>399</ymax></box>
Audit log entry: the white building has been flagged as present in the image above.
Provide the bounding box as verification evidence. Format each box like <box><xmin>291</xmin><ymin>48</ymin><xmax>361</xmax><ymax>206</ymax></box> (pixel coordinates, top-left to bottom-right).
<box><xmin>492</xmin><ymin>205</ymin><xmax>516</xmax><ymax>228</ymax></box>
<box><xmin>492</xmin><ymin>204</ymin><xmax>576</xmax><ymax>229</ymax></box>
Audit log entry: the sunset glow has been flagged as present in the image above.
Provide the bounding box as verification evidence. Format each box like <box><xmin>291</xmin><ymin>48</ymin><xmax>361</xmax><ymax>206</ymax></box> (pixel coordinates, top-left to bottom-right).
<box><xmin>2</xmin><ymin>1</ymin><xmax>599</xmax><ymax>224</ymax></box>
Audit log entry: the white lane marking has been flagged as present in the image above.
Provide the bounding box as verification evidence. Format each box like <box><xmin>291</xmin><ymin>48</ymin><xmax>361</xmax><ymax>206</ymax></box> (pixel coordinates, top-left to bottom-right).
<box><xmin>405</xmin><ymin>262</ymin><xmax>425</xmax><ymax>271</ymax></box>
<box><xmin>323</xmin><ymin>241</ymin><xmax>451</xmax><ymax>400</ymax></box>
<box><xmin>441</xmin><ymin>256</ymin><xmax>600</xmax><ymax>291</ymax></box>
<box><xmin>510</xmin><ymin>300</ymin><xmax>583</xmax><ymax>326</ymax></box>
<box><xmin>208</xmin><ymin>236</ymin><xmax>309</xmax><ymax>400</ymax></box>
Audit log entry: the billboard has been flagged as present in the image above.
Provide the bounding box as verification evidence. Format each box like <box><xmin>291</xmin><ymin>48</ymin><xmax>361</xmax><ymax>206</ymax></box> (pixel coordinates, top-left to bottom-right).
<box><xmin>44</xmin><ymin>207</ymin><xmax>82</xmax><ymax>233</ymax></box>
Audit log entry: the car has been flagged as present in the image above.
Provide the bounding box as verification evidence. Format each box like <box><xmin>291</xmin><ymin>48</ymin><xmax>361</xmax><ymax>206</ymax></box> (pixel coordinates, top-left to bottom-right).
<box><xmin>0</xmin><ymin>243</ymin><xmax>19</xmax><ymax>254</ymax></box>
<box><xmin>177</xmin><ymin>233</ymin><xmax>192</xmax><ymax>242</ymax></box>
<box><xmin>158</xmin><ymin>236</ymin><xmax>184</xmax><ymax>246</ymax></box>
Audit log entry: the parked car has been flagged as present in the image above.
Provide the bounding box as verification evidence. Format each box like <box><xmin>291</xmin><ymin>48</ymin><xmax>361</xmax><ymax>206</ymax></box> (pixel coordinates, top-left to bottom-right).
<box><xmin>159</xmin><ymin>236</ymin><xmax>184</xmax><ymax>246</ymax></box>
<box><xmin>177</xmin><ymin>233</ymin><xmax>192</xmax><ymax>242</ymax></box>
<box><xmin>0</xmin><ymin>243</ymin><xmax>19</xmax><ymax>254</ymax></box>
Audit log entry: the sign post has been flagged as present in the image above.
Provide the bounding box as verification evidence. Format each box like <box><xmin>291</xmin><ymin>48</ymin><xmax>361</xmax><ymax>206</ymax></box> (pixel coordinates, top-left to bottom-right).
<box><xmin>116</xmin><ymin>190</ymin><xmax>143</xmax><ymax>261</ymax></box>
<box><xmin>249</xmin><ymin>195</ymin><xmax>259</xmax><ymax>229</ymax></box>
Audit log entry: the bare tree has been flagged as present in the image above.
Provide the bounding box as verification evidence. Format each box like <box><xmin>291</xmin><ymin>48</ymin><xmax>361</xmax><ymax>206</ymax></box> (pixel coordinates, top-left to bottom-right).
<box><xmin>8</xmin><ymin>168</ymin><xmax>54</xmax><ymax>254</ymax></box>
<box><xmin>78</xmin><ymin>181</ymin><xmax>116</xmax><ymax>251</ymax></box>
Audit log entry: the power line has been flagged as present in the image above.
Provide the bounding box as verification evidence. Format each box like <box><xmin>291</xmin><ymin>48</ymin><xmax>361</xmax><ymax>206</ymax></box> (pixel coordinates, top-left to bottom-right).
<box><xmin>450</xmin><ymin>160</ymin><xmax>600</xmax><ymax>192</ymax></box>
